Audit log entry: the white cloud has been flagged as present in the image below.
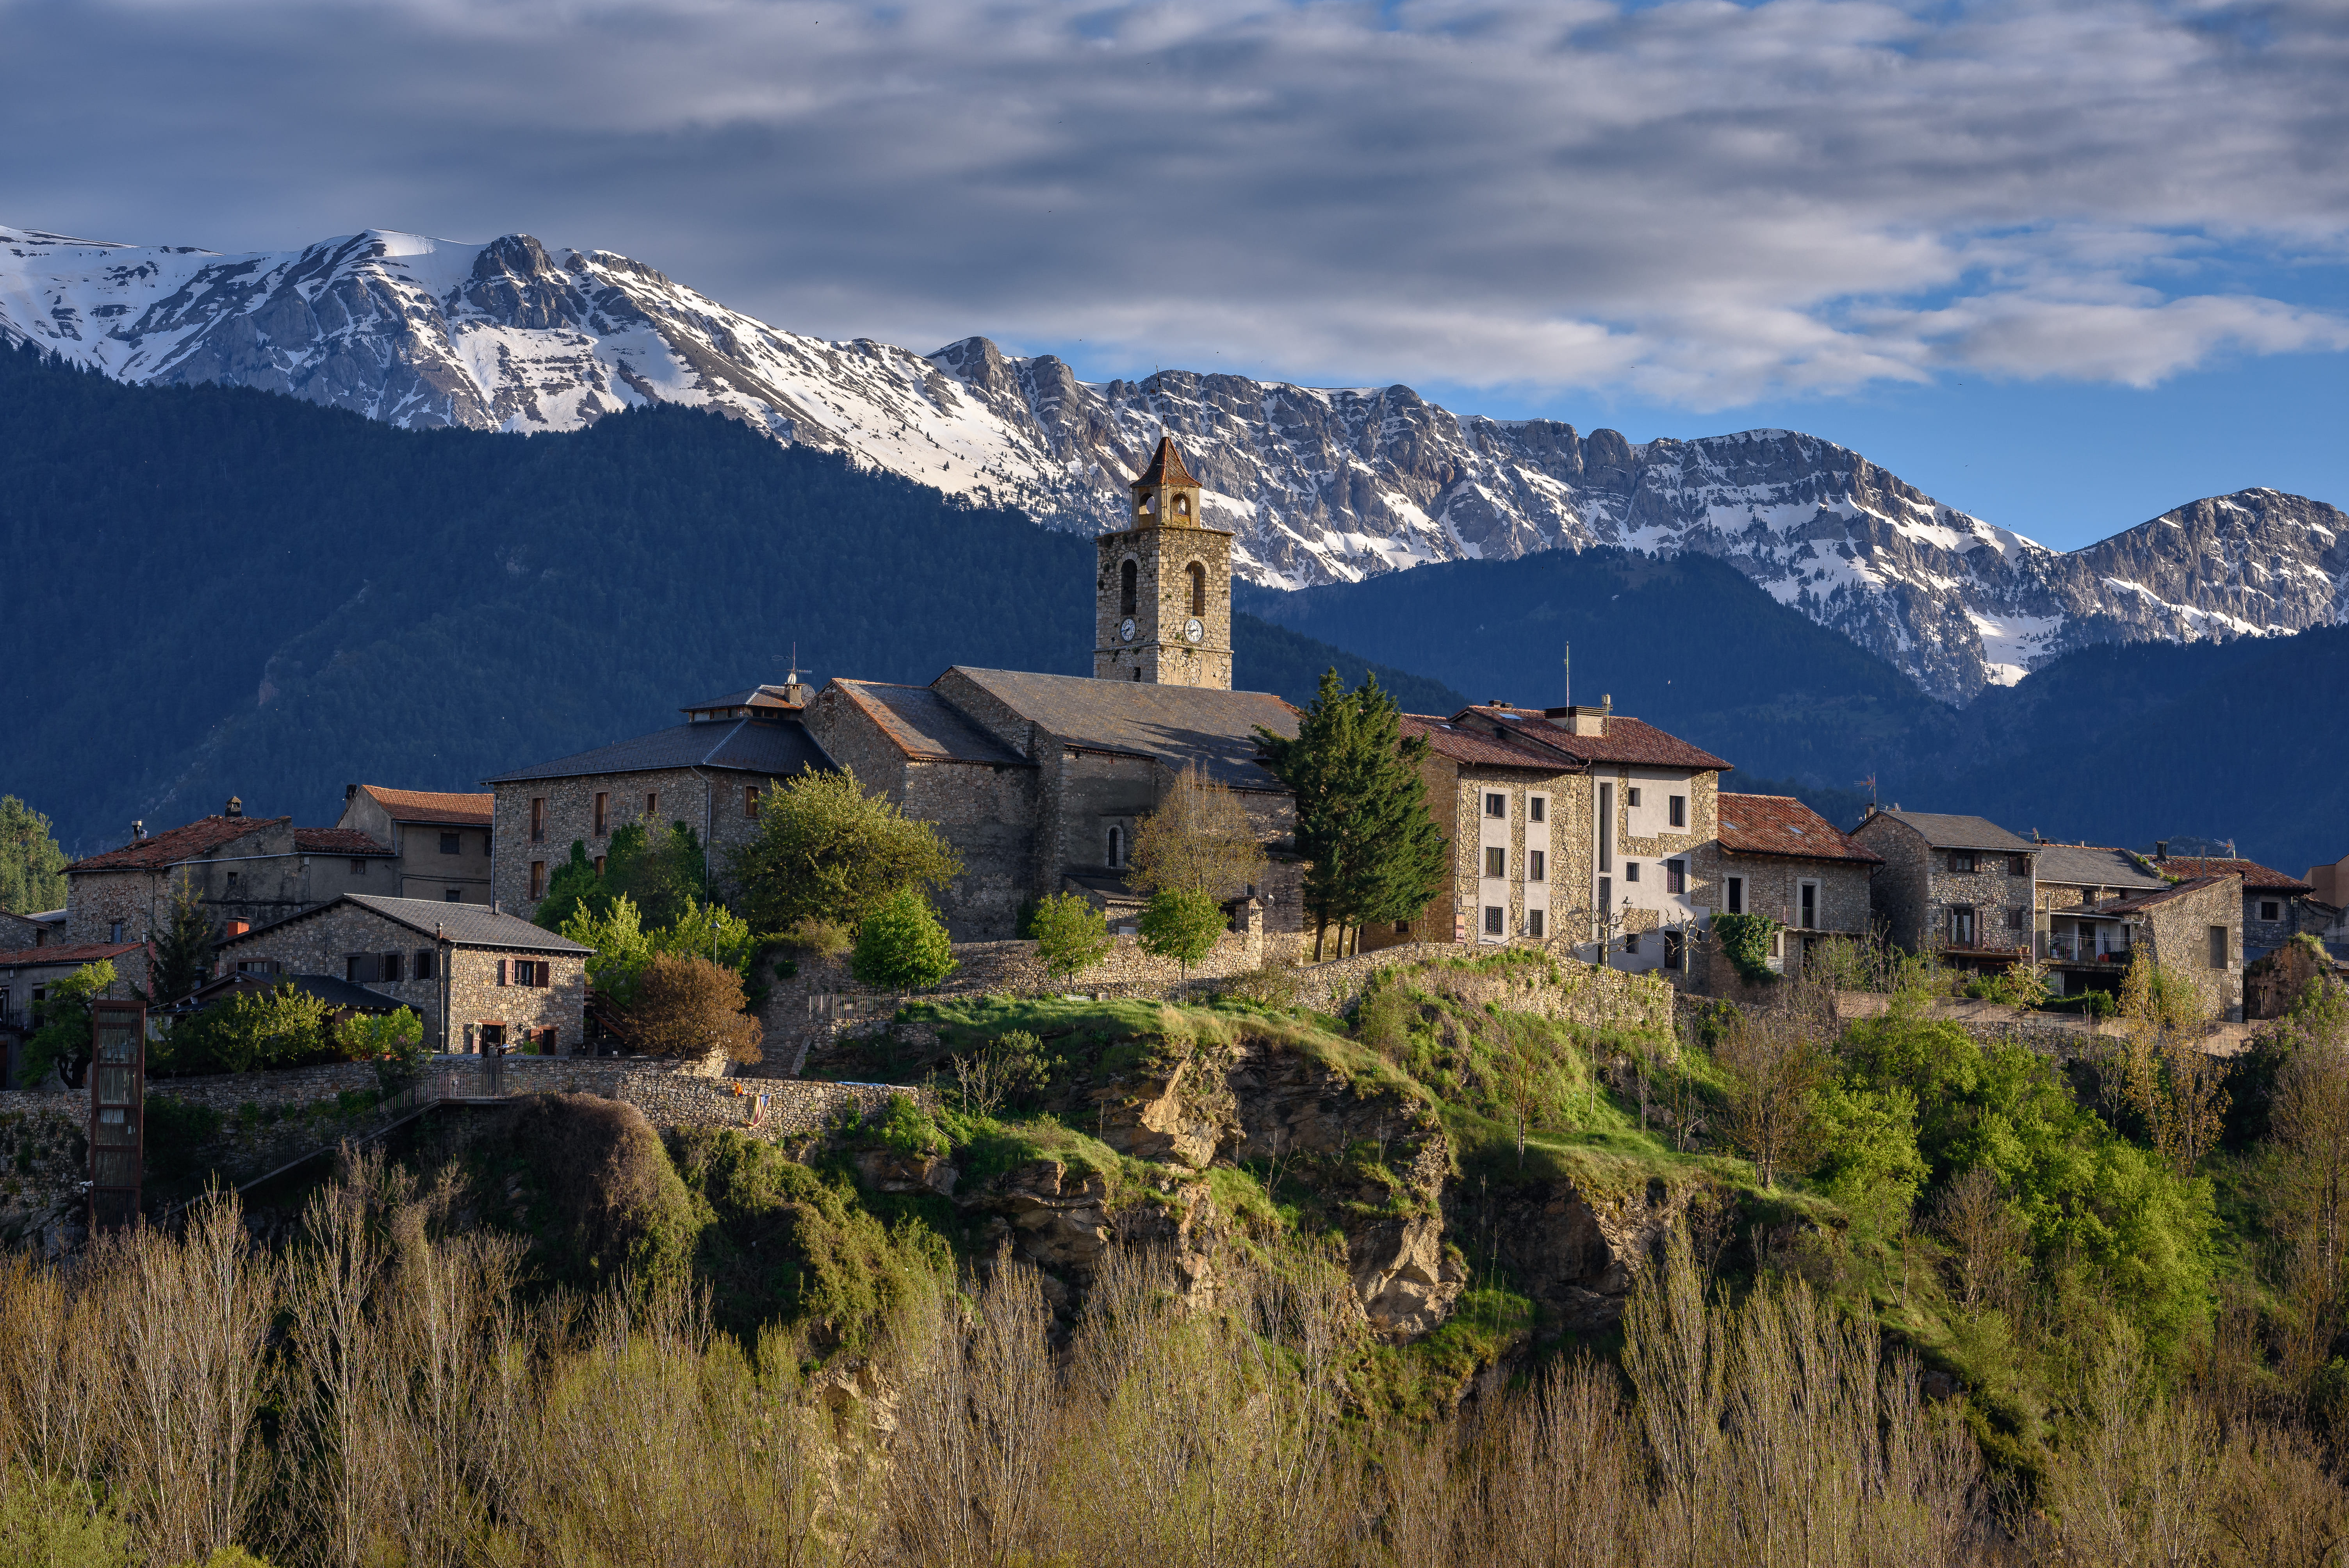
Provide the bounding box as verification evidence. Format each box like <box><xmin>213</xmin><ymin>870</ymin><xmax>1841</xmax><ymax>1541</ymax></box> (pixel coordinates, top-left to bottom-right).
<box><xmin>2</xmin><ymin>0</ymin><xmax>2344</xmax><ymax>405</ymax></box>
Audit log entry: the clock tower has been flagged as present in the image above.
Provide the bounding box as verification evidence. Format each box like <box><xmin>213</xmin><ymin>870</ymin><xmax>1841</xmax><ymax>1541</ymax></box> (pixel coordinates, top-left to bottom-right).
<box><xmin>1095</xmin><ymin>436</ymin><xmax>1233</xmax><ymax>689</ymax></box>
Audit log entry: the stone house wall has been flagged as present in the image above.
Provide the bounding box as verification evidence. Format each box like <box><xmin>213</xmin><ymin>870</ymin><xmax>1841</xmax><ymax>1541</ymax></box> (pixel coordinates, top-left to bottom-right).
<box><xmin>216</xmin><ymin>903</ymin><xmax>587</xmax><ymax>1054</ymax></box>
<box><xmin>68</xmin><ymin>825</ymin><xmax>386</xmax><ymax>948</ymax></box>
<box><xmin>337</xmin><ymin>793</ymin><xmax>494</xmax><ymax>905</ymax></box>
<box><xmin>1854</xmin><ymin>816</ymin><xmax>1932</xmax><ymax>951</ymax></box>
<box><xmin>493</xmin><ymin>765</ymin><xmax>769</xmax><ymax>921</ymax></box>
<box><xmin>1924</xmin><ymin>850</ymin><xmax>2035</xmax><ymax>961</ymax></box>
<box><xmin>0</xmin><ymin>1094</ymin><xmax>88</xmax><ymax>1255</ymax></box>
<box><xmin>2242</xmin><ymin>892</ymin><xmax>2303</xmax><ymax>958</ymax></box>
<box><xmin>2139</xmin><ymin>876</ymin><xmax>2245</xmax><ymax>1022</ymax></box>
<box><xmin>1721</xmin><ymin>854</ymin><xmax>1873</xmax><ymax>940</ymax></box>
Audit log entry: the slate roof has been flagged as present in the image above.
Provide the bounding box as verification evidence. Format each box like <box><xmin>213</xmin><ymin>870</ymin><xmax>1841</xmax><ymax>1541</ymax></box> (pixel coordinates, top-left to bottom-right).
<box><xmin>947</xmin><ymin>668</ymin><xmax>1300</xmax><ymax>789</ymax></box>
<box><xmin>68</xmin><ymin>814</ymin><xmax>278</xmax><ymax>872</ymax></box>
<box><xmin>1131</xmin><ymin>436</ymin><xmax>1198</xmax><ymax>491</ymax></box>
<box><xmin>1467</xmin><ymin>706</ymin><xmax>1733</xmax><ymax>772</ymax></box>
<box><xmin>1717</xmin><ymin>795</ymin><xmax>1882</xmax><ymax>864</ymax></box>
<box><xmin>2155</xmin><ymin>856</ymin><xmax>2312</xmax><ymax>894</ymax></box>
<box><xmin>182</xmin><ymin>972</ymin><xmax>407</xmax><ymax>1012</ymax></box>
<box><xmin>481</xmin><ymin>717</ymin><xmax>835</xmax><ymax>785</ymax></box>
<box><xmin>295</xmin><ymin>828</ymin><xmax>392</xmax><ymax>857</ymax></box>
<box><xmin>0</xmin><ymin>941</ymin><xmax>143</xmax><ymax>971</ymax></box>
<box><xmin>2034</xmin><ymin>844</ymin><xmax>2166</xmax><ymax>892</ymax></box>
<box><xmin>683</xmin><ymin>684</ymin><xmax>804</xmax><ymax>714</ymax></box>
<box><xmin>1867</xmin><ymin>809</ymin><xmax>2035</xmax><ymax>853</ymax></box>
<box><xmin>2073</xmin><ymin>874</ymin><xmax>2239</xmax><ymax>917</ymax></box>
<box><xmin>831</xmin><ymin>681</ymin><xmax>1032</xmax><ymax>766</ymax></box>
<box><xmin>359</xmin><ymin>786</ymin><xmax>494</xmax><ymax>827</ymax></box>
<box><xmin>1400</xmin><ymin>715</ymin><xmax>1570</xmax><ymax>771</ymax></box>
<box><xmin>216</xmin><ymin>894</ymin><xmax>593</xmax><ymax>954</ymax></box>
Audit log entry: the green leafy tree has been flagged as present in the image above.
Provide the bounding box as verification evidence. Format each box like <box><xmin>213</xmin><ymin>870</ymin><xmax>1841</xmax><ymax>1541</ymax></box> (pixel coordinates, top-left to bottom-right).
<box><xmin>1137</xmin><ymin>887</ymin><xmax>1226</xmax><ymax>985</ymax></box>
<box><xmin>20</xmin><ymin>959</ymin><xmax>117</xmax><ymax>1087</ymax></box>
<box><xmin>1255</xmin><ymin>670</ymin><xmax>1448</xmax><ymax>959</ymax></box>
<box><xmin>729</xmin><ymin>769</ymin><xmax>961</xmax><ymax>934</ymax></box>
<box><xmin>0</xmin><ymin>796</ymin><xmax>68</xmax><ymax>916</ymax></box>
<box><xmin>533</xmin><ymin>841</ymin><xmax>609</xmax><ymax>932</ymax></box>
<box><xmin>152</xmin><ymin>880</ymin><xmax>217</xmax><ymax>1003</ymax></box>
<box><xmin>338</xmin><ymin>1006</ymin><xmax>426</xmax><ymax>1090</ymax></box>
<box><xmin>561</xmin><ymin>892</ymin><xmax>756</xmax><ymax>1005</ymax></box>
<box><xmin>1030</xmin><ymin>890</ymin><xmax>1114</xmax><ymax>984</ymax></box>
<box><xmin>163</xmin><ymin>981</ymin><xmax>337</xmax><ymax>1074</ymax></box>
<box><xmin>850</xmin><ymin>887</ymin><xmax>959</xmax><ymax>990</ymax></box>
<box><xmin>606</xmin><ymin>819</ymin><xmax>710</xmax><ymax>930</ymax></box>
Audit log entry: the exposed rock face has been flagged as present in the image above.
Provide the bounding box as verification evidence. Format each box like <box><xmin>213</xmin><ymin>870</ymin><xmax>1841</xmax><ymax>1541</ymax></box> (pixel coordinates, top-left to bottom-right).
<box><xmin>8</xmin><ymin>223</ymin><xmax>2340</xmax><ymax>703</ymax></box>
<box><xmin>1478</xmin><ymin>1174</ymin><xmax>1711</xmax><ymax>1332</ymax></box>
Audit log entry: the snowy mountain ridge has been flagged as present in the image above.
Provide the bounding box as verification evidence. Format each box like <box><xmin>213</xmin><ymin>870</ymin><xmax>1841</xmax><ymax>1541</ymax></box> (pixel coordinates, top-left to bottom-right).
<box><xmin>4</xmin><ymin>221</ymin><xmax>2344</xmax><ymax>705</ymax></box>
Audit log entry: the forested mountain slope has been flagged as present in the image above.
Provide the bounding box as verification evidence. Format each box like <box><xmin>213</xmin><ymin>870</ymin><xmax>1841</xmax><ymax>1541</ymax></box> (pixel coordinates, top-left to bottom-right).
<box><xmin>0</xmin><ymin>346</ymin><xmax>1454</xmax><ymax>856</ymax></box>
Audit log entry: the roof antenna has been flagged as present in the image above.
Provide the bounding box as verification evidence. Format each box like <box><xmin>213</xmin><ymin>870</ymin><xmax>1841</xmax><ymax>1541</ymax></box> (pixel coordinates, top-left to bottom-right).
<box><xmin>1563</xmin><ymin>641</ymin><xmax>1570</xmax><ymax>710</ymax></box>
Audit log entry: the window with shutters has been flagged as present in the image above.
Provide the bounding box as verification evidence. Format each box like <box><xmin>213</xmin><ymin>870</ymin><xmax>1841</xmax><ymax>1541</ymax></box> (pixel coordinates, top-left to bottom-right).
<box><xmin>414</xmin><ymin>950</ymin><xmax>435</xmax><ymax>981</ymax></box>
<box><xmin>440</xmin><ymin>831</ymin><xmax>460</xmax><ymax>854</ymax></box>
<box><xmin>1669</xmin><ymin>795</ymin><xmax>1686</xmax><ymax>828</ymax></box>
<box><xmin>1485</xmin><ymin>847</ymin><xmax>1506</xmax><ymax>878</ymax></box>
<box><xmin>380</xmin><ymin>952</ymin><xmax>403</xmax><ymax>983</ymax></box>
<box><xmin>529</xmin><ymin>861</ymin><xmax>546</xmax><ymax>899</ymax></box>
<box><xmin>1949</xmin><ymin>851</ymin><xmax>1976</xmax><ymax>874</ymax></box>
<box><xmin>530</xmin><ymin>797</ymin><xmax>546</xmax><ymax>843</ymax></box>
<box><xmin>594</xmin><ymin>793</ymin><xmax>609</xmax><ymax>835</ymax></box>
<box><xmin>1666</xmin><ymin>859</ymin><xmax>1686</xmax><ymax>895</ymax></box>
<box><xmin>1950</xmin><ymin>906</ymin><xmax>1977</xmax><ymax>946</ymax></box>
<box><xmin>1529</xmin><ymin>850</ymin><xmax>1545</xmax><ymax>882</ymax></box>
<box><xmin>1483</xmin><ymin>906</ymin><xmax>1504</xmax><ymax>935</ymax></box>
<box><xmin>2010</xmin><ymin>855</ymin><xmax>2030</xmax><ymax>877</ymax></box>
<box><xmin>496</xmin><ymin>960</ymin><xmax>509</xmax><ymax>987</ymax></box>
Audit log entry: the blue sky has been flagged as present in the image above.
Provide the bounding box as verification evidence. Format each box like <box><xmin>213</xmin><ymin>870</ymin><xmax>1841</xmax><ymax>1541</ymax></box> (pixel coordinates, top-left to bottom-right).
<box><xmin>3</xmin><ymin>0</ymin><xmax>2344</xmax><ymax>553</ymax></box>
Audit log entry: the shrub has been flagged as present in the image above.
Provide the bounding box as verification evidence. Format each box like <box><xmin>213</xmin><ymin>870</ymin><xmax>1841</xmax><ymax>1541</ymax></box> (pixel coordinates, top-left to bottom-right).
<box><xmin>512</xmin><ymin>1094</ymin><xmax>703</xmax><ymax>1290</ymax></box>
<box><xmin>1966</xmin><ymin>959</ymin><xmax>2050</xmax><ymax>1010</ymax></box>
<box><xmin>948</xmin><ymin>1030</ymin><xmax>1060</xmax><ymax>1115</ymax></box>
<box><xmin>158</xmin><ymin>982</ymin><xmax>335</xmax><ymax>1075</ymax></box>
<box><xmin>1029</xmin><ymin>891</ymin><xmax>1114</xmax><ymax>984</ymax></box>
<box><xmin>337</xmin><ymin>1006</ymin><xmax>425</xmax><ymax>1092</ymax></box>
<box><xmin>728</xmin><ymin>768</ymin><xmax>961</xmax><ymax>934</ymax></box>
<box><xmin>0</xmin><ymin>1465</ymin><xmax>134</xmax><ymax>1568</ymax></box>
<box><xmin>1712</xmin><ymin>913</ymin><xmax>1779</xmax><ymax>985</ymax></box>
<box><xmin>623</xmin><ymin>954</ymin><xmax>763</xmax><ymax>1063</ymax></box>
<box><xmin>850</xmin><ymin>889</ymin><xmax>958</xmax><ymax>991</ymax></box>
<box><xmin>1137</xmin><ymin>887</ymin><xmax>1226</xmax><ymax>980</ymax></box>
<box><xmin>1222</xmin><ymin>960</ymin><xmax>1302</xmax><ymax>1011</ymax></box>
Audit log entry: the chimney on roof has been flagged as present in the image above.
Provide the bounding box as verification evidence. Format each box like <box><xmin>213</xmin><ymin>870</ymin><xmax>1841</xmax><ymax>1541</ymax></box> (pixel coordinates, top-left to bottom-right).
<box><xmin>225</xmin><ymin>796</ymin><xmax>242</xmax><ymax>818</ymax></box>
<box><xmin>2156</xmin><ymin>841</ymin><xmax>2169</xmax><ymax>859</ymax></box>
<box><xmin>131</xmin><ymin>820</ymin><xmax>144</xmax><ymax>841</ymax></box>
<box><xmin>345</xmin><ymin>784</ymin><xmax>358</xmax><ymax>803</ymax></box>
<box><xmin>1601</xmin><ymin>693</ymin><xmax>1612</xmax><ymax>716</ymax></box>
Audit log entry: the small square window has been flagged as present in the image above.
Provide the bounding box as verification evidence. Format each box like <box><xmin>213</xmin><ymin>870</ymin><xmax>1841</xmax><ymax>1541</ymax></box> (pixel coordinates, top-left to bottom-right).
<box><xmin>351</xmin><ymin>858</ymin><xmax>367</xmax><ymax>875</ymax></box>
<box><xmin>1485</xmin><ymin>793</ymin><xmax>1507</xmax><ymax>819</ymax></box>
<box><xmin>414</xmin><ymin>950</ymin><xmax>435</xmax><ymax>980</ymax></box>
<box><xmin>440</xmin><ymin>832</ymin><xmax>460</xmax><ymax>854</ymax></box>
<box><xmin>1483</xmin><ymin>905</ymin><xmax>1504</xmax><ymax>935</ymax></box>
<box><xmin>444</xmin><ymin>889</ymin><xmax>462</xmax><ymax>902</ymax></box>
<box><xmin>1668</xmin><ymin>795</ymin><xmax>1686</xmax><ymax>828</ymax></box>
<box><xmin>1627</xmin><ymin>787</ymin><xmax>1642</xmax><ymax>808</ymax></box>
<box><xmin>1624</xmin><ymin>932</ymin><xmax>1640</xmax><ymax>954</ymax></box>
<box><xmin>1527</xmin><ymin>909</ymin><xmax>1545</xmax><ymax>938</ymax></box>
<box><xmin>2260</xmin><ymin>901</ymin><xmax>2281</xmax><ymax>921</ymax></box>
<box><xmin>1626</xmin><ymin>862</ymin><xmax>1641</xmax><ymax>883</ymax></box>
<box><xmin>1529</xmin><ymin>796</ymin><xmax>1546</xmax><ymax>823</ymax></box>
<box><xmin>1950</xmin><ymin>852</ymin><xmax>1976</xmax><ymax>874</ymax></box>
<box><xmin>1485</xmin><ymin>846</ymin><xmax>1506</xmax><ymax>878</ymax></box>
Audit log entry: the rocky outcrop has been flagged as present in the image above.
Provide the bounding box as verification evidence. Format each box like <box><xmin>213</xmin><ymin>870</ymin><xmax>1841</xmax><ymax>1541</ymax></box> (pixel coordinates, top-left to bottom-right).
<box><xmin>1477</xmin><ymin>1173</ymin><xmax>1718</xmax><ymax>1333</ymax></box>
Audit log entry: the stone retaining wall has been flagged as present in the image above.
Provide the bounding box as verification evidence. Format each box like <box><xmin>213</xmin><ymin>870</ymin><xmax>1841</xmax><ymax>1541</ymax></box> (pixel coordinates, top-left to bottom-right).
<box><xmin>148</xmin><ymin>1061</ymin><xmax>383</xmax><ymax>1114</ymax></box>
<box><xmin>0</xmin><ymin>1092</ymin><xmax>87</xmax><ymax>1257</ymax></box>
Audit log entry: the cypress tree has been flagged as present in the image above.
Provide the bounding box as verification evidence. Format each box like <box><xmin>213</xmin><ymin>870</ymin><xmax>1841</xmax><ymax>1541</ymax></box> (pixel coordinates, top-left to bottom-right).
<box><xmin>1256</xmin><ymin>670</ymin><xmax>1450</xmax><ymax>959</ymax></box>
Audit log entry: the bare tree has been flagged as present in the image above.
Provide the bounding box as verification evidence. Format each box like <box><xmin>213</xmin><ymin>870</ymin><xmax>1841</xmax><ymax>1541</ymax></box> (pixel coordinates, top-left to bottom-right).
<box><xmin>1128</xmin><ymin>763</ymin><xmax>1266</xmax><ymax>904</ymax></box>
<box><xmin>2120</xmin><ymin>955</ymin><xmax>2228</xmax><ymax>1176</ymax></box>
<box><xmin>1932</xmin><ymin>1165</ymin><xmax>2028</xmax><ymax>1320</ymax></box>
<box><xmin>1714</xmin><ymin>1007</ymin><xmax>1826</xmax><ymax>1188</ymax></box>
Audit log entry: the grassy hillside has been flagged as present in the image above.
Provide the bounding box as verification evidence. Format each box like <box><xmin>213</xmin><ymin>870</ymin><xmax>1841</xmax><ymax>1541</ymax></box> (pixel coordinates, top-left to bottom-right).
<box><xmin>0</xmin><ymin>345</ymin><xmax>1453</xmax><ymax>854</ymax></box>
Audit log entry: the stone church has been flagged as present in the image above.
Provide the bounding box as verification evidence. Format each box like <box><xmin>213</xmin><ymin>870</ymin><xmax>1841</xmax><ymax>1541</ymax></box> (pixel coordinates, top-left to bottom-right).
<box><xmin>802</xmin><ymin>437</ymin><xmax>1307</xmax><ymax>941</ymax></box>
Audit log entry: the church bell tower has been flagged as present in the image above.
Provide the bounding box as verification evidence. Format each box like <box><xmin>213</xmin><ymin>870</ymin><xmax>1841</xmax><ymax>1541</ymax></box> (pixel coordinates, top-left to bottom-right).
<box><xmin>1094</xmin><ymin>436</ymin><xmax>1232</xmax><ymax>689</ymax></box>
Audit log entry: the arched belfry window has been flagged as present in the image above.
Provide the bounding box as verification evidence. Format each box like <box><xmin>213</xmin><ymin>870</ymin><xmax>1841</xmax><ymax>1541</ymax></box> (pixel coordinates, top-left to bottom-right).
<box><xmin>1174</xmin><ymin>494</ymin><xmax>1190</xmax><ymax>518</ymax></box>
<box><xmin>1187</xmin><ymin>561</ymin><xmax>1206</xmax><ymax>617</ymax></box>
<box><xmin>1119</xmin><ymin>559</ymin><xmax>1138</xmax><ymax>616</ymax></box>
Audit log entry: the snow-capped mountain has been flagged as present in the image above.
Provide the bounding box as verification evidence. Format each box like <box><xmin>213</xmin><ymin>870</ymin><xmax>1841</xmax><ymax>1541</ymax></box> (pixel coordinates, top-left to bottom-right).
<box><xmin>4</xmin><ymin>221</ymin><xmax>2343</xmax><ymax>705</ymax></box>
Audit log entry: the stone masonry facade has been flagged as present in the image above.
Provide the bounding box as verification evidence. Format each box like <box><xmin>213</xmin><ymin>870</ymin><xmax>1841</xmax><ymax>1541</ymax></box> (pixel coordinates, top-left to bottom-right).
<box><xmin>493</xmin><ymin>766</ymin><xmax>765</xmax><ymax>921</ymax></box>
<box><xmin>215</xmin><ymin>902</ymin><xmax>588</xmax><ymax>1054</ymax></box>
<box><xmin>2135</xmin><ymin>876</ymin><xmax>2246</xmax><ymax>1022</ymax></box>
<box><xmin>1094</xmin><ymin>523</ymin><xmax>1235</xmax><ymax>690</ymax></box>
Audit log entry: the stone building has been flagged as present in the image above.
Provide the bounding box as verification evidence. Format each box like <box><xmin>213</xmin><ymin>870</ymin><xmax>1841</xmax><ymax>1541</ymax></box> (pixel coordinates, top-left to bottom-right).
<box><xmin>805</xmin><ymin>665</ymin><xmax>1304</xmax><ymax>942</ymax></box>
<box><xmin>2028</xmin><ymin>843</ymin><xmax>2168</xmax><ymax>997</ymax></box>
<box><xmin>334</xmin><ymin>786</ymin><xmax>496</xmax><ymax>904</ymax></box>
<box><xmin>1389</xmin><ymin>700</ymin><xmax>1730</xmax><ymax>982</ymax></box>
<box><xmin>63</xmin><ymin>803</ymin><xmax>392</xmax><ymax>948</ymax></box>
<box><xmin>2058</xmin><ymin>874</ymin><xmax>2245</xmax><ymax>1021</ymax></box>
<box><xmin>0</xmin><ymin>940</ymin><xmax>148</xmax><ymax>1089</ymax></box>
<box><xmin>484</xmin><ymin>685</ymin><xmax>834</xmax><ymax>921</ymax></box>
<box><xmin>214</xmin><ymin>894</ymin><xmax>592</xmax><ymax>1055</ymax></box>
<box><xmin>1095</xmin><ymin>438</ymin><xmax>1233</xmax><ymax>690</ymax></box>
<box><xmin>2152</xmin><ymin>852</ymin><xmax>2320</xmax><ymax>962</ymax></box>
<box><xmin>1850</xmin><ymin>808</ymin><xmax>2037</xmax><ymax>971</ymax></box>
<box><xmin>1715</xmin><ymin>794</ymin><xmax>1880</xmax><ymax>975</ymax></box>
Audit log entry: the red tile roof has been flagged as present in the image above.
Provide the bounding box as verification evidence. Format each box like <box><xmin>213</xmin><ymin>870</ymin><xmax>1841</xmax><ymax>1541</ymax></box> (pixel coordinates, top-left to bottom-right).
<box><xmin>2154</xmin><ymin>856</ymin><xmax>2311</xmax><ymax>894</ymax></box>
<box><xmin>1718</xmin><ymin>794</ymin><xmax>1882</xmax><ymax>864</ymax></box>
<box><xmin>360</xmin><ymin>786</ymin><xmax>494</xmax><ymax>827</ymax></box>
<box><xmin>67</xmin><ymin>815</ymin><xmax>280</xmax><ymax>872</ymax></box>
<box><xmin>0</xmin><ymin>941</ymin><xmax>143</xmax><ymax>969</ymax></box>
<box><xmin>831</xmin><ymin>681</ymin><xmax>1032</xmax><ymax>766</ymax></box>
<box><xmin>294</xmin><ymin>828</ymin><xmax>392</xmax><ymax>857</ymax></box>
<box><xmin>1462</xmin><ymin>706</ymin><xmax>1733</xmax><ymax>772</ymax></box>
<box><xmin>1400</xmin><ymin>715</ymin><xmax>1570</xmax><ymax>771</ymax></box>
<box><xmin>2091</xmin><ymin>873</ymin><xmax>2240</xmax><ymax>915</ymax></box>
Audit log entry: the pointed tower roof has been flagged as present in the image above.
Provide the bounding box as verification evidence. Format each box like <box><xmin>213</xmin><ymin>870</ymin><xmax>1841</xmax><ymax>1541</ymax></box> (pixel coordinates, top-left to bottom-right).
<box><xmin>1129</xmin><ymin>436</ymin><xmax>1198</xmax><ymax>492</ymax></box>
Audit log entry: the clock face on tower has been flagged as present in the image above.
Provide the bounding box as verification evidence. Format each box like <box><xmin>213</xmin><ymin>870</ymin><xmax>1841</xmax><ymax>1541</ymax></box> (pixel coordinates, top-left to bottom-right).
<box><xmin>1183</xmin><ymin>618</ymin><xmax>1205</xmax><ymax>644</ymax></box>
<box><xmin>1118</xmin><ymin>618</ymin><xmax>1136</xmax><ymax>643</ymax></box>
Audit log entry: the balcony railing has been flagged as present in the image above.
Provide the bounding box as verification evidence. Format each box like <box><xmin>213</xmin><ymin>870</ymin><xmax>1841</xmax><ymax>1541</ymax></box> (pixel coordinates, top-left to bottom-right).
<box><xmin>2047</xmin><ymin>936</ymin><xmax>2132</xmax><ymax>965</ymax></box>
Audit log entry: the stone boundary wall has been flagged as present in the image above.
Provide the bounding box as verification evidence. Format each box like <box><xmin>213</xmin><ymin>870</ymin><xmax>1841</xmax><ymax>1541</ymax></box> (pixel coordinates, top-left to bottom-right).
<box><xmin>0</xmin><ymin>1092</ymin><xmax>88</xmax><ymax>1257</ymax></box>
<box><xmin>147</xmin><ymin>1062</ymin><xmax>383</xmax><ymax>1114</ymax></box>
<box><xmin>1693</xmin><ymin>989</ymin><xmax>2258</xmax><ymax>1059</ymax></box>
<box><xmin>623</xmin><ymin>1076</ymin><xmax>938</xmax><ymax>1141</ymax></box>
